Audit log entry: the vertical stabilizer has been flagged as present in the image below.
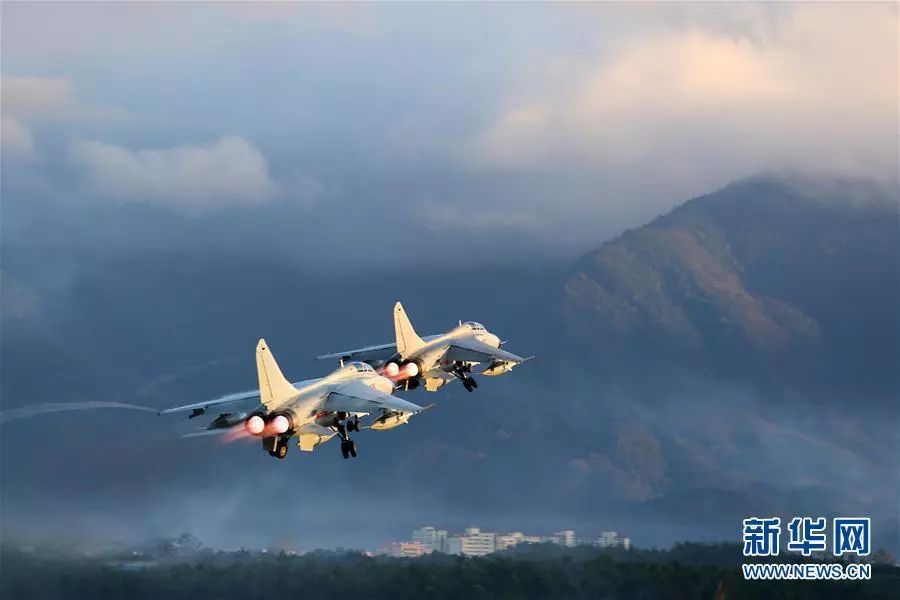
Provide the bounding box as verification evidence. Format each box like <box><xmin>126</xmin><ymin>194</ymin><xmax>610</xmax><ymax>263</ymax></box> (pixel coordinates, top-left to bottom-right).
<box><xmin>256</xmin><ymin>339</ymin><xmax>297</xmax><ymax>408</ymax></box>
<box><xmin>394</xmin><ymin>302</ymin><xmax>425</xmax><ymax>358</ymax></box>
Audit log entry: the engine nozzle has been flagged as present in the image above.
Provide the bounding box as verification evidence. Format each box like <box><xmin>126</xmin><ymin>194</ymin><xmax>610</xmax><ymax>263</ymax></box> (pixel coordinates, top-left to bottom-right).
<box><xmin>245</xmin><ymin>415</ymin><xmax>265</xmax><ymax>435</ymax></box>
<box><xmin>270</xmin><ymin>414</ymin><xmax>291</xmax><ymax>435</ymax></box>
<box><xmin>384</xmin><ymin>361</ymin><xmax>418</xmax><ymax>380</ymax></box>
<box><xmin>400</xmin><ymin>362</ymin><xmax>419</xmax><ymax>378</ymax></box>
<box><xmin>384</xmin><ymin>362</ymin><xmax>400</xmax><ymax>377</ymax></box>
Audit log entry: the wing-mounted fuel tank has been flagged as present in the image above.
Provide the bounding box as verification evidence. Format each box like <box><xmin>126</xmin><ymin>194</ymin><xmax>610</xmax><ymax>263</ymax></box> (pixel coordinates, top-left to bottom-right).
<box><xmin>482</xmin><ymin>361</ymin><xmax>515</xmax><ymax>376</ymax></box>
<box><xmin>482</xmin><ymin>356</ymin><xmax>533</xmax><ymax>376</ymax></box>
<box><xmin>370</xmin><ymin>410</ymin><xmax>415</xmax><ymax>431</ymax></box>
<box><xmin>370</xmin><ymin>403</ymin><xmax>435</xmax><ymax>431</ymax></box>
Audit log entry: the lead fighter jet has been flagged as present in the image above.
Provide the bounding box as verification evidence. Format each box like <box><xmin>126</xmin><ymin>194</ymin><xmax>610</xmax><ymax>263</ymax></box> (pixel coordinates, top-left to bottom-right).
<box><xmin>160</xmin><ymin>339</ymin><xmax>425</xmax><ymax>459</ymax></box>
<box><xmin>317</xmin><ymin>302</ymin><xmax>531</xmax><ymax>392</ymax></box>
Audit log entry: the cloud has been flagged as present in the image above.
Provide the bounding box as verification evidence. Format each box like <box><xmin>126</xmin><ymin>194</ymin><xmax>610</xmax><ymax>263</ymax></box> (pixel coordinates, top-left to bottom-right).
<box><xmin>2</xmin><ymin>117</ymin><xmax>36</xmax><ymax>161</ymax></box>
<box><xmin>2</xmin><ymin>75</ymin><xmax>126</xmax><ymax>162</ymax></box>
<box><xmin>2</xmin><ymin>75</ymin><xmax>125</xmax><ymax>121</ymax></box>
<box><xmin>70</xmin><ymin>136</ymin><xmax>279</xmax><ymax>209</ymax></box>
<box><xmin>469</xmin><ymin>4</ymin><xmax>897</xmax><ymax>180</ymax></box>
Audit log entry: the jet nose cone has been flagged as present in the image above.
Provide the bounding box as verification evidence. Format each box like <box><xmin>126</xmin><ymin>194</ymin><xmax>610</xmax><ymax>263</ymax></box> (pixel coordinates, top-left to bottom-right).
<box><xmin>486</xmin><ymin>333</ymin><xmax>501</xmax><ymax>348</ymax></box>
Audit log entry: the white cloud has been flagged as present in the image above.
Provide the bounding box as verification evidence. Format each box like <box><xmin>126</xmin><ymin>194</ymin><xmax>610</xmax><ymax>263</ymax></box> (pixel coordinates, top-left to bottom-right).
<box><xmin>2</xmin><ymin>75</ymin><xmax>126</xmax><ymax>121</ymax></box>
<box><xmin>71</xmin><ymin>136</ymin><xmax>279</xmax><ymax>209</ymax></box>
<box><xmin>469</xmin><ymin>4</ymin><xmax>897</xmax><ymax>181</ymax></box>
<box><xmin>2</xmin><ymin>117</ymin><xmax>37</xmax><ymax>161</ymax></box>
<box><xmin>1</xmin><ymin>75</ymin><xmax>127</xmax><ymax>162</ymax></box>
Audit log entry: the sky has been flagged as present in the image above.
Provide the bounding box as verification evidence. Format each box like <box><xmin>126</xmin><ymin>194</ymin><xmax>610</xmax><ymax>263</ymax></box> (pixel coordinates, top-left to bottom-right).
<box><xmin>2</xmin><ymin>2</ymin><xmax>897</xmax><ymax>267</ymax></box>
<box><xmin>0</xmin><ymin>2</ymin><xmax>898</xmax><ymax>553</ymax></box>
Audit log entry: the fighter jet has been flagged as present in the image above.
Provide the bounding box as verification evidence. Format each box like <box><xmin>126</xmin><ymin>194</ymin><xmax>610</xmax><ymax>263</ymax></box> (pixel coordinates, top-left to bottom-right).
<box><xmin>160</xmin><ymin>339</ymin><xmax>425</xmax><ymax>459</ymax></box>
<box><xmin>317</xmin><ymin>302</ymin><xmax>531</xmax><ymax>392</ymax></box>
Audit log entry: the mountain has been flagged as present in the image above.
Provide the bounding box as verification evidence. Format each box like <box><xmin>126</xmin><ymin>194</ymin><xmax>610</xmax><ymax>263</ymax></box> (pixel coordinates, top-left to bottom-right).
<box><xmin>563</xmin><ymin>173</ymin><xmax>898</xmax><ymax>389</ymax></box>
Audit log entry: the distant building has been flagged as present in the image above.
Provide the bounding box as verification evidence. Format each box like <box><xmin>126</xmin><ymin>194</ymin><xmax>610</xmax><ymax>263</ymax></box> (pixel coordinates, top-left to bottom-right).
<box><xmin>554</xmin><ymin>530</ymin><xmax>577</xmax><ymax>547</ymax></box>
<box><xmin>446</xmin><ymin>536</ymin><xmax>462</xmax><ymax>555</ymax></box>
<box><xmin>380</xmin><ymin>541</ymin><xmax>428</xmax><ymax>558</ymax></box>
<box><xmin>496</xmin><ymin>532</ymin><xmax>543</xmax><ymax>551</ymax></box>
<box><xmin>412</xmin><ymin>526</ymin><xmax>448</xmax><ymax>554</ymax></box>
<box><xmin>447</xmin><ymin>527</ymin><xmax>496</xmax><ymax>556</ymax></box>
<box><xmin>593</xmin><ymin>531</ymin><xmax>630</xmax><ymax>550</ymax></box>
<box><xmin>391</xmin><ymin>526</ymin><xmax>629</xmax><ymax>558</ymax></box>
<box><xmin>495</xmin><ymin>532</ymin><xmax>525</xmax><ymax>551</ymax></box>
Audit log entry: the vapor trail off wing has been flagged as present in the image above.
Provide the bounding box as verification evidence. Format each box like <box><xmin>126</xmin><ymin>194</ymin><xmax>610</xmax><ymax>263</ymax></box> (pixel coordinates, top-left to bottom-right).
<box><xmin>444</xmin><ymin>338</ymin><xmax>527</xmax><ymax>364</ymax></box>
<box><xmin>323</xmin><ymin>381</ymin><xmax>424</xmax><ymax>415</ymax></box>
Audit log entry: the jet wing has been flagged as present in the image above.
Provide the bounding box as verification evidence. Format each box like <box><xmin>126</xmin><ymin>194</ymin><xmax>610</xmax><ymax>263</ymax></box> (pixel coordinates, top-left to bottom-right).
<box><xmin>159</xmin><ymin>389</ymin><xmax>262</xmax><ymax>416</ymax></box>
<box><xmin>316</xmin><ymin>342</ymin><xmax>397</xmax><ymax>363</ymax></box>
<box><xmin>323</xmin><ymin>380</ymin><xmax>424</xmax><ymax>415</ymax></box>
<box><xmin>316</xmin><ymin>335</ymin><xmax>442</xmax><ymax>363</ymax></box>
<box><xmin>444</xmin><ymin>338</ymin><xmax>527</xmax><ymax>364</ymax></box>
<box><xmin>159</xmin><ymin>380</ymin><xmax>313</xmax><ymax>416</ymax></box>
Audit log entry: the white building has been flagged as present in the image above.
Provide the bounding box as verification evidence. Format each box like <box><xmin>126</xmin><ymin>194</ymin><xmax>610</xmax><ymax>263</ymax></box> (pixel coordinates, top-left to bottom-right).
<box><xmin>495</xmin><ymin>531</ymin><xmax>544</xmax><ymax>551</ymax></box>
<box><xmin>495</xmin><ymin>532</ymin><xmax>525</xmax><ymax>551</ymax></box>
<box><xmin>380</xmin><ymin>541</ymin><xmax>428</xmax><ymax>558</ymax></box>
<box><xmin>554</xmin><ymin>530</ymin><xmax>577</xmax><ymax>547</ymax></box>
<box><xmin>593</xmin><ymin>531</ymin><xmax>630</xmax><ymax>550</ymax></box>
<box><xmin>401</xmin><ymin>525</ymin><xmax>628</xmax><ymax>557</ymax></box>
<box><xmin>447</xmin><ymin>527</ymin><xmax>496</xmax><ymax>556</ymax></box>
<box><xmin>412</xmin><ymin>526</ymin><xmax>448</xmax><ymax>554</ymax></box>
<box><xmin>446</xmin><ymin>536</ymin><xmax>462</xmax><ymax>555</ymax></box>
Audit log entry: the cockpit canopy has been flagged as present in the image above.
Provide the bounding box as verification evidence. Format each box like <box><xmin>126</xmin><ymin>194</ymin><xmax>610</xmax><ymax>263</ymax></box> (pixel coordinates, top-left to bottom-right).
<box><xmin>463</xmin><ymin>321</ymin><xmax>486</xmax><ymax>331</ymax></box>
<box><xmin>345</xmin><ymin>361</ymin><xmax>375</xmax><ymax>374</ymax></box>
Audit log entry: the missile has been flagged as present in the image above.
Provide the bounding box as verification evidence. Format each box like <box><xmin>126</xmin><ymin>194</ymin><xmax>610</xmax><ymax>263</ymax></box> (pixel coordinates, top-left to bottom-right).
<box><xmin>482</xmin><ymin>360</ymin><xmax>516</xmax><ymax>376</ymax></box>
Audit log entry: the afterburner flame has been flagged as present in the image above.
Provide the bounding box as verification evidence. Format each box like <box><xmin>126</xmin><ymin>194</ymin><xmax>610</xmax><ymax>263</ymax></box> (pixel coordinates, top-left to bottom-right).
<box><xmin>245</xmin><ymin>415</ymin><xmax>265</xmax><ymax>435</ymax></box>
<box><xmin>222</xmin><ymin>427</ymin><xmax>254</xmax><ymax>443</ymax></box>
<box><xmin>381</xmin><ymin>361</ymin><xmax>419</xmax><ymax>381</ymax></box>
<box><xmin>401</xmin><ymin>362</ymin><xmax>419</xmax><ymax>378</ymax></box>
<box><xmin>270</xmin><ymin>414</ymin><xmax>290</xmax><ymax>434</ymax></box>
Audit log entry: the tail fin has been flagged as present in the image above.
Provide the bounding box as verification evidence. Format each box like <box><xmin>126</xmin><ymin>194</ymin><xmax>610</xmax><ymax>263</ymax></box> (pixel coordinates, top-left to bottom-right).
<box><xmin>256</xmin><ymin>339</ymin><xmax>297</xmax><ymax>408</ymax></box>
<box><xmin>394</xmin><ymin>302</ymin><xmax>424</xmax><ymax>358</ymax></box>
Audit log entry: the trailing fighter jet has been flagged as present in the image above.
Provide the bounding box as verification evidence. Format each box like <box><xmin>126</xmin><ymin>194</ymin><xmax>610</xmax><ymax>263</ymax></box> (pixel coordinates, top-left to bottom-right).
<box><xmin>317</xmin><ymin>302</ymin><xmax>531</xmax><ymax>392</ymax></box>
<box><xmin>160</xmin><ymin>339</ymin><xmax>425</xmax><ymax>459</ymax></box>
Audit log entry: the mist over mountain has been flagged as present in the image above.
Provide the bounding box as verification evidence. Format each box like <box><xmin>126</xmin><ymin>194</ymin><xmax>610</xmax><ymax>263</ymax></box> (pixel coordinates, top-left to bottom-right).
<box><xmin>1</xmin><ymin>173</ymin><xmax>897</xmax><ymax>554</ymax></box>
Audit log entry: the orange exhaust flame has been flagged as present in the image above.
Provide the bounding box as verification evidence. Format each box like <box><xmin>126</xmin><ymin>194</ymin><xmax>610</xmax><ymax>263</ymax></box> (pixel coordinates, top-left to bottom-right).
<box><xmin>221</xmin><ymin>427</ymin><xmax>255</xmax><ymax>444</ymax></box>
